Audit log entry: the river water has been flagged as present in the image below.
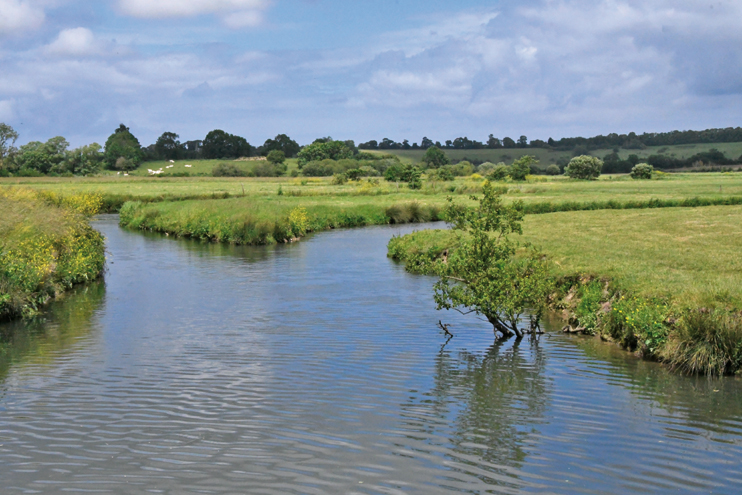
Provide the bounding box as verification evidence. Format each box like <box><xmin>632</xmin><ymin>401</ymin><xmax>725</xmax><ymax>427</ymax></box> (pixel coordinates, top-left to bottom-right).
<box><xmin>1</xmin><ymin>215</ymin><xmax>741</xmax><ymax>494</ymax></box>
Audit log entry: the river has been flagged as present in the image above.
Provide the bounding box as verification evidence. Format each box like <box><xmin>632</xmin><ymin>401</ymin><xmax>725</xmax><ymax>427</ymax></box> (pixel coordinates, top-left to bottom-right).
<box><xmin>1</xmin><ymin>215</ymin><xmax>741</xmax><ymax>494</ymax></box>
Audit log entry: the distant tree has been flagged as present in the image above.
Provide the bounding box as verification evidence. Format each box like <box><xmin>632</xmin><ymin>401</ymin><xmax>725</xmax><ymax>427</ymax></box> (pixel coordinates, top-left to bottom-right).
<box><xmin>104</xmin><ymin>124</ymin><xmax>142</xmax><ymax>170</ymax></box>
<box><xmin>502</xmin><ymin>137</ymin><xmax>516</xmax><ymax>148</ymax></box>
<box><xmin>261</xmin><ymin>134</ymin><xmax>300</xmax><ymax>157</ymax></box>
<box><xmin>358</xmin><ymin>140</ymin><xmax>378</xmax><ymax>150</ymax></box>
<box><xmin>0</xmin><ymin>123</ymin><xmax>19</xmax><ymax>167</ymax></box>
<box><xmin>421</xmin><ymin>146</ymin><xmax>450</xmax><ymax>168</ymax></box>
<box><xmin>545</xmin><ymin>164</ymin><xmax>561</xmax><ymax>176</ymax></box>
<box><xmin>518</xmin><ymin>136</ymin><xmax>528</xmax><ymax>148</ymax></box>
<box><xmin>487</xmin><ymin>134</ymin><xmax>503</xmax><ymax>149</ymax></box>
<box><xmin>14</xmin><ymin>136</ymin><xmax>69</xmax><ymax>174</ymax></box>
<box><xmin>565</xmin><ymin>155</ymin><xmax>603</xmax><ymax>180</ymax></box>
<box><xmin>155</xmin><ymin>132</ymin><xmax>183</xmax><ymax>160</ymax></box>
<box><xmin>420</xmin><ymin>137</ymin><xmax>434</xmax><ymax>149</ymax></box>
<box><xmin>202</xmin><ymin>129</ymin><xmax>251</xmax><ymax>159</ymax></box>
<box><xmin>509</xmin><ymin>155</ymin><xmax>536</xmax><ymax>181</ymax></box>
<box><xmin>266</xmin><ymin>150</ymin><xmax>286</xmax><ymax>165</ymax></box>
<box><xmin>65</xmin><ymin>143</ymin><xmax>104</xmax><ymax>175</ymax></box>
<box><xmin>297</xmin><ymin>140</ymin><xmax>353</xmax><ymax>167</ymax></box>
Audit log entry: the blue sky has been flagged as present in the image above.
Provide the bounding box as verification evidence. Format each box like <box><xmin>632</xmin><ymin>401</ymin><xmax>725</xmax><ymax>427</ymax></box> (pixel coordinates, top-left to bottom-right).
<box><xmin>1</xmin><ymin>0</ymin><xmax>741</xmax><ymax>147</ymax></box>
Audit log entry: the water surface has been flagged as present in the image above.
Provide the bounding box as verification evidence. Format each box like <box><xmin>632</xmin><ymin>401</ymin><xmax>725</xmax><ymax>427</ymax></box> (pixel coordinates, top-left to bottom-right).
<box><xmin>1</xmin><ymin>215</ymin><xmax>741</xmax><ymax>494</ymax></box>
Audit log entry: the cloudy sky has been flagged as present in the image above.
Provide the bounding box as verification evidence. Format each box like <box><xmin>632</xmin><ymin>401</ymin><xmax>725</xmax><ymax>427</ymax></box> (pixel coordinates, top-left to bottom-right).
<box><xmin>1</xmin><ymin>0</ymin><xmax>741</xmax><ymax>147</ymax></box>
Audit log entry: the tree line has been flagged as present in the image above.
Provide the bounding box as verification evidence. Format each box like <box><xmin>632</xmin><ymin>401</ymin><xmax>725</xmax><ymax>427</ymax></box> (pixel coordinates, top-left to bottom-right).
<box><xmin>358</xmin><ymin>126</ymin><xmax>742</xmax><ymax>152</ymax></box>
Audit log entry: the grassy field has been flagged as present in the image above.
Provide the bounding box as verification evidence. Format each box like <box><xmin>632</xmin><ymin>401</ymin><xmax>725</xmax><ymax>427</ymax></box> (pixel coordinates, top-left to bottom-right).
<box><xmin>125</xmin><ymin>158</ymin><xmax>301</xmax><ymax>177</ymax></box>
<box><xmin>0</xmin><ymin>188</ymin><xmax>106</xmax><ymax>320</ymax></box>
<box><xmin>379</xmin><ymin>141</ymin><xmax>742</xmax><ymax>165</ymax></box>
<box><xmin>6</xmin><ymin>171</ymin><xmax>742</xmax><ymax>211</ymax></box>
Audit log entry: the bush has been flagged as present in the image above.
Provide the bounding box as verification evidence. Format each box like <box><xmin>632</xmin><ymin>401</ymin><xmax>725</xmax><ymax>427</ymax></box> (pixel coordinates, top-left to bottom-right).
<box><xmin>266</xmin><ymin>150</ymin><xmax>286</xmax><ymax>165</ymax></box>
<box><xmin>661</xmin><ymin>310</ymin><xmax>742</xmax><ymax>376</ymax></box>
<box><xmin>345</xmin><ymin>168</ymin><xmax>364</xmax><ymax>181</ymax></box>
<box><xmin>421</xmin><ymin>146</ymin><xmax>449</xmax><ymax>168</ymax></box>
<box><xmin>509</xmin><ymin>155</ymin><xmax>536</xmax><ymax>181</ymax></box>
<box><xmin>212</xmin><ymin>163</ymin><xmax>248</xmax><ymax>177</ymax></box>
<box><xmin>487</xmin><ymin>163</ymin><xmax>510</xmax><ymax>181</ymax></box>
<box><xmin>477</xmin><ymin>162</ymin><xmax>496</xmax><ymax>174</ymax></box>
<box><xmin>630</xmin><ymin>163</ymin><xmax>653</xmax><ymax>180</ymax></box>
<box><xmin>565</xmin><ymin>155</ymin><xmax>603</xmax><ymax>180</ymax></box>
<box><xmin>331</xmin><ymin>173</ymin><xmax>347</xmax><ymax>185</ymax></box>
<box><xmin>430</xmin><ymin>167</ymin><xmax>454</xmax><ymax>181</ymax></box>
<box><xmin>545</xmin><ymin>164</ymin><xmax>561</xmax><ymax>176</ymax></box>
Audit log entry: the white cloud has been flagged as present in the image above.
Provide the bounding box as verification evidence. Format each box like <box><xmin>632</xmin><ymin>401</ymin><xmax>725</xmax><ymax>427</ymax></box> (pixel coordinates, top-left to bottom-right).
<box><xmin>0</xmin><ymin>0</ymin><xmax>44</xmax><ymax>36</ymax></box>
<box><xmin>117</xmin><ymin>0</ymin><xmax>269</xmax><ymax>28</ymax></box>
<box><xmin>45</xmin><ymin>28</ymin><xmax>104</xmax><ymax>56</ymax></box>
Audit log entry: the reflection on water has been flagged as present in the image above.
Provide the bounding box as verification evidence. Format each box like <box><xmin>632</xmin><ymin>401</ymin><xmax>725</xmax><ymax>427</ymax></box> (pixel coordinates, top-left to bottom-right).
<box><xmin>0</xmin><ymin>216</ymin><xmax>741</xmax><ymax>494</ymax></box>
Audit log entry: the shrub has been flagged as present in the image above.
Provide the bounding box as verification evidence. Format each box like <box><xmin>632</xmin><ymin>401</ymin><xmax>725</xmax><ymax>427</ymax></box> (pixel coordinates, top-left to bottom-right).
<box><xmin>630</xmin><ymin>163</ymin><xmax>653</xmax><ymax>180</ymax></box>
<box><xmin>661</xmin><ymin>310</ymin><xmax>742</xmax><ymax>376</ymax></box>
<box><xmin>212</xmin><ymin>163</ymin><xmax>248</xmax><ymax>177</ymax></box>
<box><xmin>509</xmin><ymin>155</ymin><xmax>536</xmax><ymax>181</ymax></box>
<box><xmin>266</xmin><ymin>150</ymin><xmax>286</xmax><ymax>165</ymax></box>
<box><xmin>488</xmin><ymin>163</ymin><xmax>510</xmax><ymax>181</ymax></box>
<box><xmin>565</xmin><ymin>155</ymin><xmax>603</xmax><ymax>180</ymax></box>
<box><xmin>545</xmin><ymin>164</ymin><xmax>561</xmax><ymax>176</ymax></box>
<box><xmin>345</xmin><ymin>168</ymin><xmax>364</xmax><ymax>181</ymax></box>
<box><xmin>331</xmin><ymin>173</ymin><xmax>347</xmax><ymax>185</ymax></box>
<box><xmin>477</xmin><ymin>162</ymin><xmax>496</xmax><ymax>174</ymax></box>
<box><xmin>430</xmin><ymin>167</ymin><xmax>454</xmax><ymax>181</ymax></box>
<box><xmin>421</xmin><ymin>146</ymin><xmax>449</xmax><ymax>168</ymax></box>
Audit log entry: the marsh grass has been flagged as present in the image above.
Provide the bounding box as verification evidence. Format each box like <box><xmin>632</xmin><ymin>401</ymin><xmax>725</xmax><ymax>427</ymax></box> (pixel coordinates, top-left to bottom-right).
<box><xmin>0</xmin><ymin>188</ymin><xmax>106</xmax><ymax>320</ymax></box>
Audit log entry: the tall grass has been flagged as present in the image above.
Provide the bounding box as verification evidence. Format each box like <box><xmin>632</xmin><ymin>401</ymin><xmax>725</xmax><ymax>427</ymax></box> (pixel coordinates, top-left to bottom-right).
<box><xmin>0</xmin><ymin>188</ymin><xmax>106</xmax><ymax>320</ymax></box>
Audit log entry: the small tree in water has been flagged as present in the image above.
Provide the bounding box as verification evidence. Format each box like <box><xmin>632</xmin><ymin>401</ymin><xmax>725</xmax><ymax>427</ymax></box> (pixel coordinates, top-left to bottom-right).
<box><xmin>430</xmin><ymin>181</ymin><xmax>552</xmax><ymax>339</ymax></box>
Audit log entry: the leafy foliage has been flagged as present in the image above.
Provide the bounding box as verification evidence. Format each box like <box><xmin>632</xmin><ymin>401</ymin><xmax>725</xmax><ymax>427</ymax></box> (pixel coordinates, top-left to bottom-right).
<box><xmin>420</xmin><ymin>181</ymin><xmax>552</xmax><ymax>338</ymax></box>
<box><xmin>565</xmin><ymin>155</ymin><xmax>603</xmax><ymax>180</ymax></box>
<box><xmin>297</xmin><ymin>141</ymin><xmax>353</xmax><ymax>167</ymax></box>
<box><xmin>630</xmin><ymin>163</ymin><xmax>654</xmax><ymax>179</ymax></box>
<box><xmin>202</xmin><ymin>129</ymin><xmax>251</xmax><ymax>159</ymax></box>
<box><xmin>421</xmin><ymin>146</ymin><xmax>450</xmax><ymax>168</ymax></box>
<box><xmin>509</xmin><ymin>155</ymin><xmax>536</xmax><ymax>181</ymax></box>
<box><xmin>105</xmin><ymin>124</ymin><xmax>142</xmax><ymax>170</ymax></box>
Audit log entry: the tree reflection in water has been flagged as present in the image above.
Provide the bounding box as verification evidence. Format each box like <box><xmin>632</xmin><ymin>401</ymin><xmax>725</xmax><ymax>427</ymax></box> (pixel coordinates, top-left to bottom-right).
<box><xmin>399</xmin><ymin>336</ymin><xmax>552</xmax><ymax>490</ymax></box>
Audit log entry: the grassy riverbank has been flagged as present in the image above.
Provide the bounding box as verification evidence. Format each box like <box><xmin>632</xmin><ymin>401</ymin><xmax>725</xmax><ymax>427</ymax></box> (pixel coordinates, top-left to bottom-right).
<box><xmin>0</xmin><ymin>188</ymin><xmax>106</xmax><ymax>320</ymax></box>
<box><xmin>388</xmin><ymin>205</ymin><xmax>742</xmax><ymax>375</ymax></box>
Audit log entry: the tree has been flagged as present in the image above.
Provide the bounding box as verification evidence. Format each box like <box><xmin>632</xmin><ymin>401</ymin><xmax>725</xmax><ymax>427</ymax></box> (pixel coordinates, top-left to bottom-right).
<box><xmin>487</xmin><ymin>134</ymin><xmax>502</xmax><ymax>149</ymax></box>
<box><xmin>261</xmin><ymin>134</ymin><xmax>300</xmax><ymax>157</ymax></box>
<box><xmin>630</xmin><ymin>163</ymin><xmax>653</xmax><ymax>179</ymax></box>
<box><xmin>202</xmin><ymin>129</ymin><xmax>251</xmax><ymax>159</ymax></box>
<box><xmin>518</xmin><ymin>135</ymin><xmax>528</xmax><ymax>148</ymax></box>
<box><xmin>14</xmin><ymin>136</ymin><xmax>69</xmax><ymax>174</ymax></box>
<box><xmin>424</xmin><ymin>181</ymin><xmax>551</xmax><ymax>339</ymax></box>
<box><xmin>65</xmin><ymin>143</ymin><xmax>103</xmax><ymax>175</ymax></box>
<box><xmin>509</xmin><ymin>155</ymin><xmax>536</xmax><ymax>181</ymax></box>
<box><xmin>421</xmin><ymin>146</ymin><xmax>449</xmax><ymax>168</ymax></box>
<box><xmin>420</xmin><ymin>137</ymin><xmax>434</xmax><ymax>149</ymax></box>
<box><xmin>565</xmin><ymin>155</ymin><xmax>603</xmax><ymax>180</ymax></box>
<box><xmin>0</xmin><ymin>123</ymin><xmax>19</xmax><ymax>166</ymax></box>
<box><xmin>297</xmin><ymin>140</ymin><xmax>353</xmax><ymax>167</ymax></box>
<box><xmin>545</xmin><ymin>164</ymin><xmax>561</xmax><ymax>176</ymax></box>
<box><xmin>266</xmin><ymin>150</ymin><xmax>286</xmax><ymax>165</ymax></box>
<box><xmin>155</xmin><ymin>132</ymin><xmax>183</xmax><ymax>160</ymax></box>
<box><xmin>502</xmin><ymin>137</ymin><xmax>516</xmax><ymax>148</ymax></box>
<box><xmin>104</xmin><ymin>124</ymin><xmax>142</xmax><ymax>170</ymax></box>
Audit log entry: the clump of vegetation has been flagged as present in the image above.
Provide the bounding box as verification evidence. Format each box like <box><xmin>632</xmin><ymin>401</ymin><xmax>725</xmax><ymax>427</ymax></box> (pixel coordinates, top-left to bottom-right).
<box><xmin>212</xmin><ymin>163</ymin><xmax>248</xmax><ymax>177</ymax></box>
<box><xmin>487</xmin><ymin>163</ymin><xmax>510</xmax><ymax>181</ymax></box>
<box><xmin>545</xmin><ymin>164</ymin><xmax>561</xmax><ymax>176</ymax></box>
<box><xmin>565</xmin><ymin>155</ymin><xmax>603</xmax><ymax>180</ymax></box>
<box><xmin>660</xmin><ymin>310</ymin><xmax>742</xmax><ymax>376</ymax></box>
<box><xmin>509</xmin><ymin>156</ymin><xmax>536</xmax><ymax>181</ymax></box>
<box><xmin>404</xmin><ymin>181</ymin><xmax>552</xmax><ymax>338</ymax></box>
<box><xmin>0</xmin><ymin>188</ymin><xmax>106</xmax><ymax>320</ymax></box>
<box><xmin>630</xmin><ymin>163</ymin><xmax>654</xmax><ymax>179</ymax></box>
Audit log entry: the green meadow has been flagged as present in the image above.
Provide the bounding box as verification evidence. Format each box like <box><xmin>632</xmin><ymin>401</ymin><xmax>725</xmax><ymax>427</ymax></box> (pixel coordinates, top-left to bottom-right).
<box><xmin>379</xmin><ymin>141</ymin><xmax>742</xmax><ymax>166</ymax></box>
